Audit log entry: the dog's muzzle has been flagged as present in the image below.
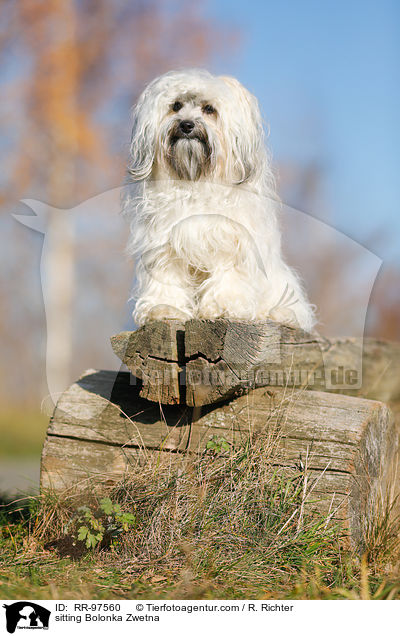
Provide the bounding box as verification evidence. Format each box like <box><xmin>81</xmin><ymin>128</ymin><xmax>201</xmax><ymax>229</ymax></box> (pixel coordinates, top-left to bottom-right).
<box><xmin>167</xmin><ymin>118</ymin><xmax>212</xmax><ymax>180</ymax></box>
<box><xmin>170</xmin><ymin>119</ymin><xmax>209</xmax><ymax>147</ymax></box>
<box><xmin>178</xmin><ymin>120</ymin><xmax>195</xmax><ymax>135</ymax></box>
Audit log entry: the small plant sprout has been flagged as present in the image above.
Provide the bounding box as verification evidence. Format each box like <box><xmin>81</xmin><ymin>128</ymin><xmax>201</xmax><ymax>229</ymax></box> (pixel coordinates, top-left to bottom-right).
<box><xmin>65</xmin><ymin>497</ymin><xmax>136</xmax><ymax>551</ymax></box>
<box><xmin>205</xmin><ymin>436</ymin><xmax>231</xmax><ymax>456</ymax></box>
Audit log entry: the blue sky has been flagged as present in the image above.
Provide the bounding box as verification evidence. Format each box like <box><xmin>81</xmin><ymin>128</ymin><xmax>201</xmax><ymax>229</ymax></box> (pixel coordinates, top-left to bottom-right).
<box><xmin>207</xmin><ymin>0</ymin><xmax>400</xmax><ymax>262</ymax></box>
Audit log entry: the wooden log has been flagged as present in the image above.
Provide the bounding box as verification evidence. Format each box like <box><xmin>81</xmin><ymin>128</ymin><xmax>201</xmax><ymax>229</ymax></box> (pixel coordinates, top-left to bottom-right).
<box><xmin>111</xmin><ymin>320</ymin><xmax>400</xmax><ymax>406</ymax></box>
<box><xmin>110</xmin><ymin>321</ymin><xmax>185</xmax><ymax>404</ymax></box>
<box><xmin>41</xmin><ymin>369</ymin><xmax>399</xmax><ymax>548</ymax></box>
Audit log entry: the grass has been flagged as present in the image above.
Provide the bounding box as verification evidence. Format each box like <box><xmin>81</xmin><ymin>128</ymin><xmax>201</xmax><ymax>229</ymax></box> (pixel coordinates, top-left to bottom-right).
<box><xmin>1</xmin><ymin>428</ymin><xmax>400</xmax><ymax>600</ymax></box>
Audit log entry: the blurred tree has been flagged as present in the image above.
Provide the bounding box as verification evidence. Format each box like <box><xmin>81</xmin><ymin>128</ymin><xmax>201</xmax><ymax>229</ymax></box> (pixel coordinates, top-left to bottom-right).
<box><xmin>278</xmin><ymin>161</ymin><xmax>397</xmax><ymax>340</ymax></box>
<box><xmin>366</xmin><ymin>266</ymin><xmax>400</xmax><ymax>341</ymax></box>
<box><xmin>2</xmin><ymin>0</ymin><xmax>235</xmax><ymax>205</ymax></box>
<box><xmin>0</xmin><ymin>0</ymin><xmax>236</xmax><ymax>406</ymax></box>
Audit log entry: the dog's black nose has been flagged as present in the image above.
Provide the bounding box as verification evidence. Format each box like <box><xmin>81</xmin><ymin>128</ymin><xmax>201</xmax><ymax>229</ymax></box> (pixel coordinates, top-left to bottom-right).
<box><xmin>179</xmin><ymin>120</ymin><xmax>195</xmax><ymax>134</ymax></box>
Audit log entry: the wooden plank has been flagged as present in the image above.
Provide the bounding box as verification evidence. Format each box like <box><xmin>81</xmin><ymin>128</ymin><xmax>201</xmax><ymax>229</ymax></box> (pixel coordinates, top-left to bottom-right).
<box><xmin>111</xmin><ymin>320</ymin><xmax>400</xmax><ymax>406</ymax></box>
<box><xmin>184</xmin><ymin>319</ymin><xmax>327</xmax><ymax>405</ymax></box>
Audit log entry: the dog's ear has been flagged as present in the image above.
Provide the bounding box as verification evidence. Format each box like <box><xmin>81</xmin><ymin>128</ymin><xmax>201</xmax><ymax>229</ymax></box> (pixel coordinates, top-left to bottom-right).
<box><xmin>127</xmin><ymin>90</ymin><xmax>157</xmax><ymax>181</ymax></box>
<box><xmin>218</xmin><ymin>75</ymin><xmax>270</xmax><ymax>187</ymax></box>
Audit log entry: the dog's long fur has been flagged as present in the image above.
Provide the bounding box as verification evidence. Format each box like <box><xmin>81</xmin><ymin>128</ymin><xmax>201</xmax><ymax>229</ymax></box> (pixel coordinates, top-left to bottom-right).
<box><xmin>122</xmin><ymin>69</ymin><xmax>315</xmax><ymax>331</ymax></box>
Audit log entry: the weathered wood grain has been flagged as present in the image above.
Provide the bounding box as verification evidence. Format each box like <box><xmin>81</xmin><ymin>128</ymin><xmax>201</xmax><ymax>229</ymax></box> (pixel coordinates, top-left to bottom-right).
<box><xmin>111</xmin><ymin>321</ymin><xmax>185</xmax><ymax>403</ymax></box>
<box><xmin>41</xmin><ymin>370</ymin><xmax>398</xmax><ymax>548</ymax></box>
<box><xmin>111</xmin><ymin>320</ymin><xmax>400</xmax><ymax>406</ymax></box>
<box><xmin>47</xmin><ymin>369</ymin><xmax>191</xmax><ymax>451</ymax></box>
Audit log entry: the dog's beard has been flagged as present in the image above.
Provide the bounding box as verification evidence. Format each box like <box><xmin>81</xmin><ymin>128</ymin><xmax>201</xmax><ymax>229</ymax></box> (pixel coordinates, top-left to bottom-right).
<box><xmin>169</xmin><ymin>138</ymin><xmax>210</xmax><ymax>180</ymax></box>
<box><xmin>164</xmin><ymin>121</ymin><xmax>213</xmax><ymax>181</ymax></box>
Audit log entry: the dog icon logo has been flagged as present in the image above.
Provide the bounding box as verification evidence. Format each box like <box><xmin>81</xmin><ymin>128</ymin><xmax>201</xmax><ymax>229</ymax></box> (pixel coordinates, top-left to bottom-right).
<box><xmin>3</xmin><ymin>602</ymin><xmax>50</xmax><ymax>633</ymax></box>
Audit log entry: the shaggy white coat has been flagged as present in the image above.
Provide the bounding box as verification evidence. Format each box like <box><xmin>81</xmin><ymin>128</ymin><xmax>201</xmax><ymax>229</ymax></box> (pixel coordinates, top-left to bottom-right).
<box><xmin>123</xmin><ymin>69</ymin><xmax>315</xmax><ymax>331</ymax></box>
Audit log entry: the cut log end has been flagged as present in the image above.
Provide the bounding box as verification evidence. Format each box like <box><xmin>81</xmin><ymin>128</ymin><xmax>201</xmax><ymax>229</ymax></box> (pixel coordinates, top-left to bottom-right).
<box><xmin>111</xmin><ymin>319</ymin><xmax>400</xmax><ymax>407</ymax></box>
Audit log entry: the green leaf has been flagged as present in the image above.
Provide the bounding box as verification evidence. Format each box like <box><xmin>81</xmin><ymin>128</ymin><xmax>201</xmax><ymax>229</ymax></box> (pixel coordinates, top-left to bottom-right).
<box><xmin>77</xmin><ymin>526</ymin><xmax>88</xmax><ymax>541</ymax></box>
<box><xmin>100</xmin><ymin>498</ymin><xmax>113</xmax><ymax>515</ymax></box>
<box><xmin>86</xmin><ymin>533</ymin><xmax>98</xmax><ymax>549</ymax></box>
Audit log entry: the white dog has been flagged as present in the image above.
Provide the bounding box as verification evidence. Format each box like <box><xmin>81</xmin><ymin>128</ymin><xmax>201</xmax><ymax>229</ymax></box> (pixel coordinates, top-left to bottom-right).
<box><xmin>122</xmin><ymin>69</ymin><xmax>315</xmax><ymax>331</ymax></box>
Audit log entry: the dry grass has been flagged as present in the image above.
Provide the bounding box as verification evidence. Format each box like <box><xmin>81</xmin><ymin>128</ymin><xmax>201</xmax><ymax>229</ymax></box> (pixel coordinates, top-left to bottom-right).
<box><xmin>102</xmin><ymin>433</ymin><xmax>342</xmax><ymax>587</ymax></box>
<box><xmin>363</xmin><ymin>491</ymin><xmax>400</xmax><ymax>572</ymax></box>
<box><xmin>1</xmin><ymin>422</ymin><xmax>400</xmax><ymax>599</ymax></box>
<box><xmin>1</xmin><ymin>432</ymin><xmax>344</xmax><ymax>597</ymax></box>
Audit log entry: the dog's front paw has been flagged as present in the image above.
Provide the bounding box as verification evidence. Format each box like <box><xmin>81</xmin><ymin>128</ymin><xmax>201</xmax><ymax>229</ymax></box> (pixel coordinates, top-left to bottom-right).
<box><xmin>197</xmin><ymin>299</ymin><xmax>223</xmax><ymax>320</ymax></box>
<box><xmin>147</xmin><ymin>304</ymin><xmax>191</xmax><ymax>321</ymax></box>
<box><xmin>268</xmin><ymin>307</ymin><xmax>299</xmax><ymax>328</ymax></box>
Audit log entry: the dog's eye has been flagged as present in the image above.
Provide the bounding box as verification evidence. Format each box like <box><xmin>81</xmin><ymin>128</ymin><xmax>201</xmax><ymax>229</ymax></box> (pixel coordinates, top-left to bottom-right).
<box><xmin>202</xmin><ymin>104</ymin><xmax>216</xmax><ymax>115</ymax></box>
<box><xmin>172</xmin><ymin>101</ymin><xmax>183</xmax><ymax>112</ymax></box>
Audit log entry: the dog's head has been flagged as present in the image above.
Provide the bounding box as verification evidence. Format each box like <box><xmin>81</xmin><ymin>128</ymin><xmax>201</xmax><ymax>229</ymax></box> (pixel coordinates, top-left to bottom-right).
<box><xmin>127</xmin><ymin>69</ymin><xmax>271</xmax><ymax>188</ymax></box>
